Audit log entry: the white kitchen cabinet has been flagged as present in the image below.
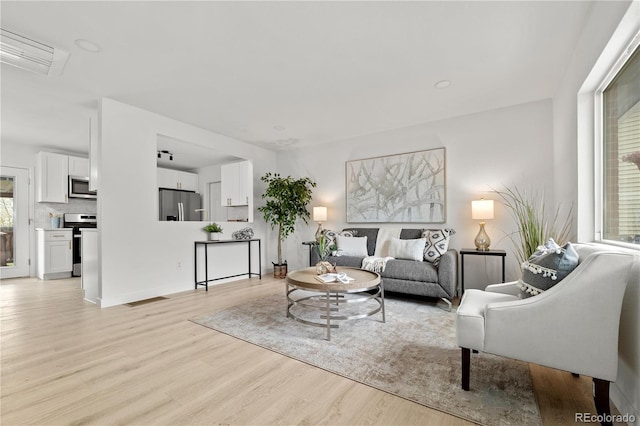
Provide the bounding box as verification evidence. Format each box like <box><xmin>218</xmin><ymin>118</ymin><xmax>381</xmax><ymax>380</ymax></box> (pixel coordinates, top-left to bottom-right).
<box><xmin>36</xmin><ymin>152</ymin><xmax>69</xmax><ymax>203</ymax></box>
<box><xmin>36</xmin><ymin>229</ymin><xmax>73</xmax><ymax>280</ymax></box>
<box><xmin>157</xmin><ymin>168</ymin><xmax>198</xmax><ymax>191</ymax></box>
<box><xmin>179</xmin><ymin>172</ymin><xmax>198</xmax><ymax>192</ymax></box>
<box><xmin>81</xmin><ymin>229</ymin><xmax>98</xmax><ymax>303</ymax></box>
<box><xmin>68</xmin><ymin>155</ymin><xmax>89</xmax><ymax>177</ymax></box>
<box><xmin>221</xmin><ymin>160</ymin><xmax>253</xmax><ymax>206</ymax></box>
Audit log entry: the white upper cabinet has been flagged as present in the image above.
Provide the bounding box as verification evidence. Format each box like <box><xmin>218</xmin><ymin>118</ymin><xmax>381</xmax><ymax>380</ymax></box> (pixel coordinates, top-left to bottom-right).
<box><xmin>36</xmin><ymin>152</ymin><xmax>69</xmax><ymax>203</ymax></box>
<box><xmin>221</xmin><ymin>160</ymin><xmax>253</xmax><ymax>206</ymax></box>
<box><xmin>157</xmin><ymin>168</ymin><xmax>198</xmax><ymax>191</ymax></box>
<box><xmin>68</xmin><ymin>156</ymin><xmax>89</xmax><ymax>177</ymax></box>
<box><xmin>179</xmin><ymin>172</ymin><xmax>199</xmax><ymax>192</ymax></box>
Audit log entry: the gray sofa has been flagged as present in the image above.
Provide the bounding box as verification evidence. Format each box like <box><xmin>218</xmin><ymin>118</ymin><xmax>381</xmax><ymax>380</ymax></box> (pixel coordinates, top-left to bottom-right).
<box><xmin>308</xmin><ymin>228</ymin><xmax>458</xmax><ymax>304</ymax></box>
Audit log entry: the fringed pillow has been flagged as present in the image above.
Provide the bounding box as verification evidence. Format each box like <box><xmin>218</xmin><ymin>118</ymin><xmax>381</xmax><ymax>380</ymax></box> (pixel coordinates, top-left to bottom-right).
<box><xmin>518</xmin><ymin>241</ymin><xmax>579</xmax><ymax>298</ymax></box>
<box><xmin>421</xmin><ymin>228</ymin><xmax>456</xmax><ymax>264</ymax></box>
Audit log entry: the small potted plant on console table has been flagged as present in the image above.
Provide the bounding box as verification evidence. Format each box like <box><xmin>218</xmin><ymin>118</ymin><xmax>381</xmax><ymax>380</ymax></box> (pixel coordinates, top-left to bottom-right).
<box><xmin>203</xmin><ymin>222</ymin><xmax>223</xmax><ymax>241</ymax></box>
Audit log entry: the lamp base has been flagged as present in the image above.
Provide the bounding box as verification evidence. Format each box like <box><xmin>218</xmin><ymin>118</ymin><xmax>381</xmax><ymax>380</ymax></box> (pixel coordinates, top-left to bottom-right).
<box><xmin>315</xmin><ymin>223</ymin><xmax>323</xmax><ymax>240</ymax></box>
<box><xmin>474</xmin><ymin>222</ymin><xmax>491</xmax><ymax>251</ymax></box>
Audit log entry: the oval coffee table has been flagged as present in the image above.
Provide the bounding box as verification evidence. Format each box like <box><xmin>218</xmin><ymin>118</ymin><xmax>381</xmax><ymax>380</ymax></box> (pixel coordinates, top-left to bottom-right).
<box><xmin>285</xmin><ymin>267</ymin><xmax>384</xmax><ymax>340</ymax></box>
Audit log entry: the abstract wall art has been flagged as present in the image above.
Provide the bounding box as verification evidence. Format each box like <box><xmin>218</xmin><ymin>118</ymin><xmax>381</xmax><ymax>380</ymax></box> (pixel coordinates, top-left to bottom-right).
<box><xmin>346</xmin><ymin>148</ymin><xmax>446</xmax><ymax>223</ymax></box>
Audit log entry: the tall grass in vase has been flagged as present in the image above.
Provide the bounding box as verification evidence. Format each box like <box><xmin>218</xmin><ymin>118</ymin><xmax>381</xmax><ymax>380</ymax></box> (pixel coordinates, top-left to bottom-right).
<box><xmin>495</xmin><ymin>186</ymin><xmax>573</xmax><ymax>265</ymax></box>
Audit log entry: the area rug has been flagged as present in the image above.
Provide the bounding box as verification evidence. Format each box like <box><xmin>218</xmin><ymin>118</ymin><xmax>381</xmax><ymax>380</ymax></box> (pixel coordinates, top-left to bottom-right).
<box><xmin>191</xmin><ymin>293</ymin><xmax>541</xmax><ymax>425</ymax></box>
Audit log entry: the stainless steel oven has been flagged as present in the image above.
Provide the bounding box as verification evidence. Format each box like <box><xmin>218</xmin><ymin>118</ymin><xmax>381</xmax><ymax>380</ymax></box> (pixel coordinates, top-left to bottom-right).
<box><xmin>63</xmin><ymin>213</ymin><xmax>97</xmax><ymax>276</ymax></box>
<box><xmin>69</xmin><ymin>175</ymin><xmax>97</xmax><ymax>199</ymax></box>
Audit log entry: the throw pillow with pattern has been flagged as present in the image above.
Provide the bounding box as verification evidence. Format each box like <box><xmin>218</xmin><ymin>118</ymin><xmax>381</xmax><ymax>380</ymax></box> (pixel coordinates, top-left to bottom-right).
<box><xmin>518</xmin><ymin>242</ymin><xmax>579</xmax><ymax>298</ymax></box>
<box><xmin>421</xmin><ymin>228</ymin><xmax>456</xmax><ymax>264</ymax></box>
<box><xmin>322</xmin><ymin>229</ymin><xmax>356</xmax><ymax>255</ymax></box>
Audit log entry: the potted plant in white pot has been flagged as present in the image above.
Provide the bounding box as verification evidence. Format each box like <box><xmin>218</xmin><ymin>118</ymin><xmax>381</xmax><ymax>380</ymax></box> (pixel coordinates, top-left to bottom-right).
<box><xmin>203</xmin><ymin>222</ymin><xmax>223</xmax><ymax>241</ymax></box>
<box><xmin>258</xmin><ymin>172</ymin><xmax>316</xmax><ymax>278</ymax></box>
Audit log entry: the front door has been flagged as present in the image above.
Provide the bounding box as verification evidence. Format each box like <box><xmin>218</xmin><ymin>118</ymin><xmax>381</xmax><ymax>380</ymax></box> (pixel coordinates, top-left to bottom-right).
<box><xmin>0</xmin><ymin>166</ymin><xmax>30</xmax><ymax>278</ymax></box>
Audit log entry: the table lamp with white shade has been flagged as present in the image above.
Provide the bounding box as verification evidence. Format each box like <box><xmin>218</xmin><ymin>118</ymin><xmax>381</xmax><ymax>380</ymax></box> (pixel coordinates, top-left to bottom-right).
<box><xmin>472</xmin><ymin>199</ymin><xmax>494</xmax><ymax>251</ymax></box>
<box><xmin>313</xmin><ymin>206</ymin><xmax>327</xmax><ymax>240</ymax></box>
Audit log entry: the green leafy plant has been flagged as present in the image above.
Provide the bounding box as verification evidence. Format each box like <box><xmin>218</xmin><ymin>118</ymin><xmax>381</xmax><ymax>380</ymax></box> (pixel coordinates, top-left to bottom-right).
<box><xmin>258</xmin><ymin>173</ymin><xmax>316</xmax><ymax>265</ymax></box>
<box><xmin>495</xmin><ymin>186</ymin><xmax>573</xmax><ymax>265</ymax></box>
<box><xmin>202</xmin><ymin>223</ymin><xmax>223</xmax><ymax>233</ymax></box>
<box><xmin>314</xmin><ymin>233</ymin><xmax>335</xmax><ymax>262</ymax></box>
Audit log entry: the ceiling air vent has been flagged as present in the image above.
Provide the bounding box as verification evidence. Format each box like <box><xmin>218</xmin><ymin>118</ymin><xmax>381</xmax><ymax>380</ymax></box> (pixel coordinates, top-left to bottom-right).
<box><xmin>0</xmin><ymin>28</ymin><xmax>69</xmax><ymax>76</ymax></box>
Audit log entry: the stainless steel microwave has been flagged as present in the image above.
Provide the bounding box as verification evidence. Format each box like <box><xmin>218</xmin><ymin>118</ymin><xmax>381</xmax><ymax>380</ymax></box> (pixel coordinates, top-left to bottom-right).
<box><xmin>68</xmin><ymin>175</ymin><xmax>97</xmax><ymax>199</ymax></box>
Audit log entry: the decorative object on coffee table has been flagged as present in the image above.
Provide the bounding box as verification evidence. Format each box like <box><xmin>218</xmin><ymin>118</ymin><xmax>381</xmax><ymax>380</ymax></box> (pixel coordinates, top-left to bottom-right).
<box><xmin>471</xmin><ymin>199</ymin><xmax>494</xmax><ymax>251</ymax></box>
<box><xmin>258</xmin><ymin>172</ymin><xmax>316</xmax><ymax>278</ymax></box>
<box><xmin>313</xmin><ymin>233</ymin><xmax>336</xmax><ymax>274</ymax></box>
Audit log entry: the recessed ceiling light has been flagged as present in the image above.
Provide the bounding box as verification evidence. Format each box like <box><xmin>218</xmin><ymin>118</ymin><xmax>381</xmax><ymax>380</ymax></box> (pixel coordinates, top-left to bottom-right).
<box><xmin>75</xmin><ymin>38</ymin><xmax>101</xmax><ymax>53</ymax></box>
<box><xmin>434</xmin><ymin>80</ymin><xmax>451</xmax><ymax>89</ymax></box>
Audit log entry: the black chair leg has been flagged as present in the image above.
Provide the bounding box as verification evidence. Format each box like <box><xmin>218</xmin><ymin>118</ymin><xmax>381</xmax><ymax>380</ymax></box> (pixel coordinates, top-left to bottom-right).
<box><xmin>462</xmin><ymin>347</ymin><xmax>470</xmax><ymax>391</ymax></box>
<box><xmin>593</xmin><ymin>378</ymin><xmax>612</xmax><ymax>426</ymax></box>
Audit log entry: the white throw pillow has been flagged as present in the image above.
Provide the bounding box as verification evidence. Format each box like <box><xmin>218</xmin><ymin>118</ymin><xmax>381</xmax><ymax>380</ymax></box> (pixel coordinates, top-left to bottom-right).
<box><xmin>335</xmin><ymin>235</ymin><xmax>368</xmax><ymax>257</ymax></box>
<box><xmin>388</xmin><ymin>238</ymin><xmax>426</xmax><ymax>262</ymax></box>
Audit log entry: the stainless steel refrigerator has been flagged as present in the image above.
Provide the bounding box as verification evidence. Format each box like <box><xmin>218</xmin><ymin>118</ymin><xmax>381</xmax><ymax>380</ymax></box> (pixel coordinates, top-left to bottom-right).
<box><xmin>159</xmin><ymin>189</ymin><xmax>202</xmax><ymax>221</ymax></box>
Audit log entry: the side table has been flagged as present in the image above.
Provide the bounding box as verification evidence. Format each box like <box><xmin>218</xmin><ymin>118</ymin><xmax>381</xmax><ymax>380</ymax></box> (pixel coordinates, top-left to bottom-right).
<box><xmin>459</xmin><ymin>248</ymin><xmax>506</xmax><ymax>296</ymax></box>
<box><xmin>302</xmin><ymin>241</ymin><xmax>317</xmax><ymax>266</ymax></box>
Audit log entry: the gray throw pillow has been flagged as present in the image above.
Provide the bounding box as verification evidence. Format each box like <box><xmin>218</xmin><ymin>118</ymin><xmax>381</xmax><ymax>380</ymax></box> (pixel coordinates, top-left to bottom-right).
<box><xmin>518</xmin><ymin>242</ymin><xmax>579</xmax><ymax>298</ymax></box>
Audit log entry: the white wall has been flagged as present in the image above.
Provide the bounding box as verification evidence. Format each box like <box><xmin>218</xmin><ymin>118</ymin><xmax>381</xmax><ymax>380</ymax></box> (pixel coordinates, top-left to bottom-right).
<box><xmin>553</xmin><ymin>0</ymin><xmax>639</xmax><ymax>422</ymax></box>
<box><xmin>98</xmin><ymin>98</ymin><xmax>276</xmax><ymax>308</ymax></box>
<box><xmin>276</xmin><ymin>99</ymin><xmax>555</xmax><ymax>290</ymax></box>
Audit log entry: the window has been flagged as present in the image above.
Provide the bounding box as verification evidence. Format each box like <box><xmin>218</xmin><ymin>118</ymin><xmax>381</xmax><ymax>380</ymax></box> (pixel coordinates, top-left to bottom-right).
<box><xmin>602</xmin><ymin>45</ymin><xmax>640</xmax><ymax>246</ymax></box>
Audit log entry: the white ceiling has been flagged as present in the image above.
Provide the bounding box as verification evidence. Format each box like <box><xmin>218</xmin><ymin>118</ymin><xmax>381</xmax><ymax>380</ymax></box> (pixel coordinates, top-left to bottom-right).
<box><xmin>1</xmin><ymin>1</ymin><xmax>595</xmax><ymax>155</ymax></box>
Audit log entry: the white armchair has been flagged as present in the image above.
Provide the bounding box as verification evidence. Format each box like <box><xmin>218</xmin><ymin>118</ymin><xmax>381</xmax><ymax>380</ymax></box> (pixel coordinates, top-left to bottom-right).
<box><xmin>456</xmin><ymin>244</ymin><xmax>636</xmax><ymax>426</ymax></box>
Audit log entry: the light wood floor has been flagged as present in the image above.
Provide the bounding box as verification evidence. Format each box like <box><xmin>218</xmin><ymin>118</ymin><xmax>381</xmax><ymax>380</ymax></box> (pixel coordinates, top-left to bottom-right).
<box><xmin>0</xmin><ymin>276</ymin><xmax>616</xmax><ymax>425</ymax></box>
